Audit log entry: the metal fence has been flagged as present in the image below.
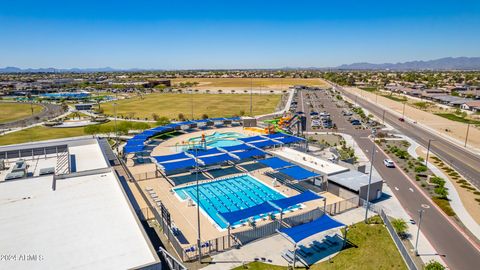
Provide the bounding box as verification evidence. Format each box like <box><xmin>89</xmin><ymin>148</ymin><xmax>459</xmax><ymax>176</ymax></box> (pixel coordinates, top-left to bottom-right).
<box><xmin>133</xmin><ymin>170</ymin><xmax>159</xmax><ymax>181</ymax></box>
<box><xmin>324</xmin><ymin>196</ymin><xmax>359</xmax><ymax>215</ymax></box>
<box><xmin>380</xmin><ymin>209</ymin><xmax>419</xmax><ymax>270</ymax></box>
<box><xmin>233</xmin><ymin>220</ymin><xmax>281</xmax><ymax>245</ymax></box>
<box><xmin>282</xmin><ymin>207</ymin><xmax>324</xmax><ymax>227</ymax></box>
<box><xmin>158</xmin><ymin>247</ymin><xmax>187</xmax><ymax>270</ymax></box>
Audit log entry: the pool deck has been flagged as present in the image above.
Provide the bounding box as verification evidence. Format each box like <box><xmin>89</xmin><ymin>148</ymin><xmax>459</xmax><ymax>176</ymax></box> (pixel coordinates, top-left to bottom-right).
<box><xmin>129</xmin><ymin>166</ymin><xmax>343</xmax><ymax>247</ymax></box>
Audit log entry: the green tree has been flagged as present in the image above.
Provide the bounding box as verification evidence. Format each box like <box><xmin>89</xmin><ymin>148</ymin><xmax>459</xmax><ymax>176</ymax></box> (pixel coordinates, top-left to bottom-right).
<box><xmin>178</xmin><ymin>113</ymin><xmax>185</xmax><ymax>121</ymax></box>
<box><xmin>156</xmin><ymin>116</ymin><xmax>170</xmax><ymax>126</ymax></box>
<box><xmin>201</xmin><ymin>114</ymin><xmax>209</xmax><ymax>120</ymax></box>
<box><xmin>391</xmin><ymin>218</ymin><xmax>408</xmax><ymax>239</ymax></box>
<box><xmin>424</xmin><ymin>260</ymin><xmax>445</xmax><ymax>270</ymax></box>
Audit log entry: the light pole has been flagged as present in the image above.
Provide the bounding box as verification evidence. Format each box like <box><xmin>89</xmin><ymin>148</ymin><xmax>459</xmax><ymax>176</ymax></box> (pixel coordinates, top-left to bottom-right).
<box><xmin>465</xmin><ymin>123</ymin><xmax>471</xmax><ymax>147</ymax></box>
<box><xmin>195</xmin><ymin>148</ymin><xmax>202</xmax><ymax>263</ymax></box>
<box><xmin>190</xmin><ymin>89</ymin><xmax>194</xmax><ymax>119</ymax></box>
<box><xmin>415</xmin><ymin>209</ymin><xmax>425</xmax><ymax>256</ymax></box>
<box><xmin>113</xmin><ymin>102</ymin><xmax>118</xmax><ymax>151</ymax></box>
<box><xmin>382</xmin><ymin>110</ymin><xmax>386</xmax><ymax>125</ymax></box>
<box><xmin>250</xmin><ymin>78</ymin><xmax>253</xmax><ymax>116</ymax></box>
<box><xmin>402</xmin><ymin>101</ymin><xmax>406</xmax><ymax>119</ymax></box>
<box><xmin>425</xmin><ymin>139</ymin><xmax>435</xmax><ymax>167</ymax></box>
<box><xmin>365</xmin><ymin>128</ymin><xmax>377</xmax><ymax>223</ymax></box>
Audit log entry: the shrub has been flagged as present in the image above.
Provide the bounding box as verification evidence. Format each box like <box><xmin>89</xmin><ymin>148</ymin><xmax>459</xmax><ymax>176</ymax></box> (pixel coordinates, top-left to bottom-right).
<box><xmin>425</xmin><ymin>260</ymin><xmax>446</xmax><ymax>270</ymax></box>
<box><xmin>390</xmin><ymin>218</ymin><xmax>408</xmax><ymax>239</ymax></box>
<box><xmin>414</xmin><ymin>165</ymin><xmax>427</xmax><ymax>173</ymax></box>
<box><xmin>434</xmin><ymin>186</ymin><xmax>449</xmax><ymax>199</ymax></box>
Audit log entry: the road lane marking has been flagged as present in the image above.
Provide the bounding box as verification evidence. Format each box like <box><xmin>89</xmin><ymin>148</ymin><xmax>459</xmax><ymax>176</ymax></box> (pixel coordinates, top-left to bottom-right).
<box><xmin>409</xmin><ymin>188</ymin><xmax>414</xmax><ymax>192</ymax></box>
<box><xmin>394</xmin><ymin>187</ymin><xmax>399</xmax><ymax>191</ymax></box>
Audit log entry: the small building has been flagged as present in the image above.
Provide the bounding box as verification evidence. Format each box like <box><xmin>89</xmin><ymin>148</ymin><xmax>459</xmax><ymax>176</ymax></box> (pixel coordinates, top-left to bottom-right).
<box><xmin>327</xmin><ymin>170</ymin><xmax>383</xmax><ymax>201</ymax></box>
<box><xmin>461</xmin><ymin>101</ymin><xmax>480</xmax><ymax>112</ymax></box>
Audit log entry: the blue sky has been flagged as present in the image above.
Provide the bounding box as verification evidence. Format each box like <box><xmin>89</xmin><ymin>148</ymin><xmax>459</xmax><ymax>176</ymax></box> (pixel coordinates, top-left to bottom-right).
<box><xmin>0</xmin><ymin>0</ymin><xmax>479</xmax><ymax>69</ymax></box>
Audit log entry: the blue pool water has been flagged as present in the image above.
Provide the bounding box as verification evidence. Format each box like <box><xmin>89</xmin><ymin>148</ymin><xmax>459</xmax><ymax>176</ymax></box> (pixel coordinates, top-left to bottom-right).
<box><xmin>179</xmin><ymin>132</ymin><xmax>244</xmax><ymax>151</ymax></box>
<box><xmin>174</xmin><ymin>174</ymin><xmax>285</xmax><ymax>229</ymax></box>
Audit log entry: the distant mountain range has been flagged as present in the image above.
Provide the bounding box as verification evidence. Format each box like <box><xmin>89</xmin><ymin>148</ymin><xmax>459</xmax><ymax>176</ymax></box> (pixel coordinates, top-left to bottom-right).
<box><xmin>1</xmin><ymin>57</ymin><xmax>480</xmax><ymax>73</ymax></box>
<box><xmin>334</xmin><ymin>57</ymin><xmax>480</xmax><ymax>70</ymax></box>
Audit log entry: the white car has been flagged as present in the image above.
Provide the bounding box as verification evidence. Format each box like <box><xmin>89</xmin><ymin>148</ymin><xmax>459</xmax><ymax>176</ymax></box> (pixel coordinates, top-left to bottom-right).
<box><xmin>383</xmin><ymin>159</ymin><xmax>395</xmax><ymax>168</ymax></box>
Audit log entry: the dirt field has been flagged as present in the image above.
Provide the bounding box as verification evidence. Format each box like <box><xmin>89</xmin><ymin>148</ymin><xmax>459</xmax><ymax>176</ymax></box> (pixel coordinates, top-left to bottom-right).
<box><xmin>102</xmin><ymin>93</ymin><xmax>282</xmax><ymax>120</ymax></box>
<box><xmin>172</xmin><ymin>78</ymin><xmax>328</xmax><ymax>90</ymax></box>
<box><xmin>0</xmin><ymin>102</ymin><xmax>44</xmax><ymax>123</ymax></box>
<box><xmin>344</xmin><ymin>87</ymin><xmax>480</xmax><ymax>150</ymax></box>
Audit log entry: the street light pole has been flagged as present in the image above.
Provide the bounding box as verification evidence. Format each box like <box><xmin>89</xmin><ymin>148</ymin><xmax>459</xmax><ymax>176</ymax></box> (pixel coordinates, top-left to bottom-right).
<box><xmin>190</xmin><ymin>89</ymin><xmax>194</xmax><ymax>119</ymax></box>
<box><xmin>250</xmin><ymin>78</ymin><xmax>253</xmax><ymax>116</ymax></box>
<box><xmin>415</xmin><ymin>209</ymin><xmax>425</xmax><ymax>256</ymax></box>
<box><xmin>425</xmin><ymin>139</ymin><xmax>435</xmax><ymax>167</ymax></box>
<box><xmin>382</xmin><ymin>110</ymin><xmax>386</xmax><ymax>125</ymax></box>
<box><xmin>402</xmin><ymin>101</ymin><xmax>406</xmax><ymax>119</ymax></box>
<box><xmin>465</xmin><ymin>123</ymin><xmax>471</xmax><ymax>147</ymax></box>
<box><xmin>113</xmin><ymin>102</ymin><xmax>118</xmax><ymax>152</ymax></box>
<box><xmin>195</xmin><ymin>147</ymin><xmax>202</xmax><ymax>263</ymax></box>
<box><xmin>365</xmin><ymin>128</ymin><xmax>377</xmax><ymax>223</ymax></box>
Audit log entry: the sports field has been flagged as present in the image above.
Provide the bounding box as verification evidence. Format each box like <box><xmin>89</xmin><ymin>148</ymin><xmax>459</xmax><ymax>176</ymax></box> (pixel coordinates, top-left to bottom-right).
<box><xmin>172</xmin><ymin>77</ymin><xmax>328</xmax><ymax>89</ymax></box>
<box><xmin>0</xmin><ymin>102</ymin><xmax>44</xmax><ymax>123</ymax></box>
<box><xmin>0</xmin><ymin>121</ymin><xmax>152</xmax><ymax>146</ymax></box>
<box><xmin>102</xmin><ymin>93</ymin><xmax>282</xmax><ymax>120</ymax></box>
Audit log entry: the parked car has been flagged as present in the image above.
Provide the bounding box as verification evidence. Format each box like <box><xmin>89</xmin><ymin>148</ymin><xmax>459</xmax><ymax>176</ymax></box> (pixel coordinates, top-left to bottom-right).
<box><xmin>383</xmin><ymin>159</ymin><xmax>395</xmax><ymax>168</ymax></box>
<box><xmin>398</xmin><ymin>118</ymin><xmax>405</xmax><ymax>122</ymax></box>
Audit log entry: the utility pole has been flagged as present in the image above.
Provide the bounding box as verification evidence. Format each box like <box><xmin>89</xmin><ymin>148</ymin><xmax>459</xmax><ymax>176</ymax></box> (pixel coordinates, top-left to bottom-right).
<box><xmin>113</xmin><ymin>102</ymin><xmax>118</xmax><ymax>152</ymax></box>
<box><xmin>464</xmin><ymin>123</ymin><xmax>470</xmax><ymax>147</ymax></box>
<box><xmin>415</xmin><ymin>209</ymin><xmax>425</xmax><ymax>256</ymax></box>
<box><xmin>382</xmin><ymin>110</ymin><xmax>386</xmax><ymax>125</ymax></box>
<box><xmin>425</xmin><ymin>139</ymin><xmax>435</xmax><ymax>167</ymax></box>
<box><xmin>250</xmin><ymin>78</ymin><xmax>253</xmax><ymax>116</ymax></box>
<box><xmin>365</xmin><ymin>128</ymin><xmax>377</xmax><ymax>223</ymax></box>
<box><xmin>195</xmin><ymin>147</ymin><xmax>202</xmax><ymax>263</ymax></box>
<box><xmin>190</xmin><ymin>89</ymin><xmax>194</xmax><ymax>119</ymax></box>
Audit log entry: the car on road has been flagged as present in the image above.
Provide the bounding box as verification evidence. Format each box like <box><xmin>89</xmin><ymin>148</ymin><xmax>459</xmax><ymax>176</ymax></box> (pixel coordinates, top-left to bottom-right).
<box><xmin>383</xmin><ymin>159</ymin><xmax>395</xmax><ymax>168</ymax></box>
<box><xmin>350</xmin><ymin>119</ymin><xmax>361</xmax><ymax>125</ymax></box>
<box><xmin>399</xmin><ymin>117</ymin><xmax>405</xmax><ymax>122</ymax></box>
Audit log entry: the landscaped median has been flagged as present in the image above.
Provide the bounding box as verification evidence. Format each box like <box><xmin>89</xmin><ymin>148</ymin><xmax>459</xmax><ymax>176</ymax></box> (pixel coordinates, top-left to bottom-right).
<box><xmin>376</xmin><ymin>139</ymin><xmax>455</xmax><ymax>217</ymax></box>
<box><xmin>232</xmin><ymin>219</ymin><xmax>407</xmax><ymax>270</ymax></box>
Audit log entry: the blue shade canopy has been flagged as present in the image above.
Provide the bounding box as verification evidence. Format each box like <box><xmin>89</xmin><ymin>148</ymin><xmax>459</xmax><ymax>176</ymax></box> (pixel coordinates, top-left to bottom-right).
<box><xmin>274</xmin><ymin>136</ymin><xmax>305</xmax><ymax>144</ymax></box>
<box><xmin>238</xmin><ymin>135</ymin><xmax>266</xmax><ymax>143</ymax></box>
<box><xmin>278</xmin><ymin>214</ymin><xmax>345</xmax><ymax>244</ymax></box>
<box><xmin>278</xmin><ymin>166</ymin><xmax>320</xmax><ymax>181</ymax></box>
<box><xmin>153</xmin><ymin>152</ymin><xmax>191</xmax><ymax>163</ymax></box>
<box><xmin>218</xmin><ymin>201</ymin><xmax>277</xmax><ymax>226</ymax></box>
<box><xmin>219</xmin><ymin>143</ymin><xmax>250</xmax><ymax>152</ymax></box>
<box><xmin>232</xmin><ymin>149</ymin><xmax>266</xmax><ymax>160</ymax></box>
<box><xmin>249</xmin><ymin>140</ymin><xmax>282</xmax><ymax>148</ymax></box>
<box><xmin>159</xmin><ymin>158</ymin><xmax>197</xmax><ymax>173</ymax></box>
<box><xmin>258</xmin><ymin>157</ymin><xmax>293</xmax><ymax>169</ymax></box>
<box><xmin>199</xmin><ymin>153</ymin><xmax>236</xmax><ymax>166</ymax></box>
<box><xmin>188</xmin><ymin>147</ymin><xmax>223</xmax><ymax>157</ymax></box>
<box><xmin>270</xmin><ymin>190</ymin><xmax>323</xmax><ymax>210</ymax></box>
<box><xmin>124</xmin><ymin>144</ymin><xmax>145</xmax><ymax>153</ymax></box>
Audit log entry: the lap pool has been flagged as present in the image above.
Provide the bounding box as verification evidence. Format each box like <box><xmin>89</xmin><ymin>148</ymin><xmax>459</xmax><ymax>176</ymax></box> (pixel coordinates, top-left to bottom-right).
<box><xmin>174</xmin><ymin>174</ymin><xmax>287</xmax><ymax>229</ymax></box>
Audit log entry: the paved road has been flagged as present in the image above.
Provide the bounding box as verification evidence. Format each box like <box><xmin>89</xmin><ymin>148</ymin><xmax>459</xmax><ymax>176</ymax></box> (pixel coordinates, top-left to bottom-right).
<box><xmin>298</xmin><ymin>89</ymin><xmax>480</xmax><ymax>270</ymax></box>
<box><xmin>332</xmin><ymin>84</ymin><xmax>480</xmax><ymax>189</ymax></box>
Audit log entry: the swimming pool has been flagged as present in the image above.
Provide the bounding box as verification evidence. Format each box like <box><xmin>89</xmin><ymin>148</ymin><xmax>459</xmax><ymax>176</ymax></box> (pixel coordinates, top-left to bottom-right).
<box><xmin>174</xmin><ymin>174</ymin><xmax>286</xmax><ymax>229</ymax></box>
<box><xmin>180</xmin><ymin>132</ymin><xmax>245</xmax><ymax>151</ymax></box>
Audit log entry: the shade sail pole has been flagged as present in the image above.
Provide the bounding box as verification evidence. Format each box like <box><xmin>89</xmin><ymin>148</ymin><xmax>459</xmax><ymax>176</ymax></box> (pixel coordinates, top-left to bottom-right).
<box><xmin>293</xmin><ymin>243</ymin><xmax>297</xmax><ymax>268</ymax></box>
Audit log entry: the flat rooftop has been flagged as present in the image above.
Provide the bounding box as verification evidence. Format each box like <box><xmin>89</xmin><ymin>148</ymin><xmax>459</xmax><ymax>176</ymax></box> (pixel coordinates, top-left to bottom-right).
<box><xmin>0</xmin><ymin>172</ymin><xmax>158</xmax><ymax>270</ymax></box>
<box><xmin>328</xmin><ymin>170</ymin><xmax>383</xmax><ymax>191</ymax></box>
<box><xmin>270</xmin><ymin>147</ymin><xmax>349</xmax><ymax>176</ymax></box>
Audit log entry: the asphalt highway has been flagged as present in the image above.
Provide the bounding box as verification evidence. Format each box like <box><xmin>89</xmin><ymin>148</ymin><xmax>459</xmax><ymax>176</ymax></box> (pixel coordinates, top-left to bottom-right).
<box><xmin>297</xmin><ymin>89</ymin><xmax>480</xmax><ymax>270</ymax></box>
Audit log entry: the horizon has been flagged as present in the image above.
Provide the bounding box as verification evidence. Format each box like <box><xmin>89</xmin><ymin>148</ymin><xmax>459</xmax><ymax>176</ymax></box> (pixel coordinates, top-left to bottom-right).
<box><xmin>1</xmin><ymin>0</ymin><xmax>479</xmax><ymax>69</ymax></box>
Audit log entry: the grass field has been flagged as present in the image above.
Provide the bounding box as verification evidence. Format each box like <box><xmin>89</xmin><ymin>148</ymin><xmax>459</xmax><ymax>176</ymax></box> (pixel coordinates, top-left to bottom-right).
<box><xmin>102</xmin><ymin>93</ymin><xmax>282</xmax><ymax>120</ymax></box>
<box><xmin>0</xmin><ymin>121</ymin><xmax>152</xmax><ymax>146</ymax></box>
<box><xmin>232</xmin><ymin>221</ymin><xmax>406</xmax><ymax>270</ymax></box>
<box><xmin>0</xmin><ymin>102</ymin><xmax>44</xmax><ymax>123</ymax></box>
<box><xmin>434</xmin><ymin>113</ymin><xmax>480</xmax><ymax>125</ymax></box>
<box><xmin>172</xmin><ymin>78</ymin><xmax>328</xmax><ymax>88</ymax></box>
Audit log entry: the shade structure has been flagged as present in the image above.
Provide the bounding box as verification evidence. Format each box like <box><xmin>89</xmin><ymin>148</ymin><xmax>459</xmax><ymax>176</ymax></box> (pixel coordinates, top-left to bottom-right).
<box><xmin>258</xmin><ymin>157</ymin><xmax>293</xmax><ymax>170</ymax></box>
<box><xmin>269</xmin><ymin>190</ymin><xmax>323</xmax><ymax>210</ymax></box>
<box><xmin>158</xmin><ymin>158</ymin><xmax>197</xmax><ymax>174</ymax></box>
<box><xmin>124</xmin><ymin>144</ymin><xmax>145</xmax><ymax>154</ymax></box>
<box><xmin>274</xmin><ymin>136</ymin><xmax>304</xmax><ymax>144</ymax></box>
<box><xmin>188</xmin><ymin>147</ymin><xmax>223</xmax><ymax>157</ymax></box>
<box><xmin>218</xmin><ymin>201</ymin><xmax>277</xmax><ymax>226</ymax></box>
<box><xmin>238</xmin><ymin>135</ymin><xmax>266</xmax><ymax>143</ymax></box>
<box><xmin>219</xmin><ymin>143</ymin><xmax>250</xmax><ymax>152</ymax></box>
<box><xmin>278</xmin><ymin>166</ymin><xmax>320</xmax><ymax>181</ymax></box>
<box><xmin>263</xmin><ymin>133</ymin><xmax>287</xmax><ymax>139</ymax></box>
<box><xmin>249</xmin><ymin>140</ymin><xmax>282</xmax><ymax>149</ymax></box>
<box><xmin>232</xmin><ymin>149</ymin><xmax>266</xmax><ymax>160</ymax></box>
<box><xmin>278</xmin><ymin>214</ymin><xmax>344</xmax><ymax>244</ymax></box>
<box><xmin>199</xmin><ymin>153</ymin><xmax>236</xmax><ymax>166</ymax></box>
<box><xmin>153</xmin><ymin>152</ymin><xmax>191</xmax><ymax>163</ymax></box>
